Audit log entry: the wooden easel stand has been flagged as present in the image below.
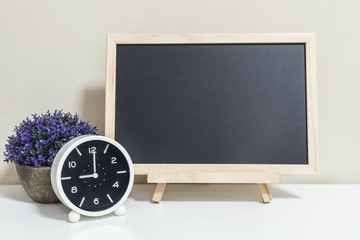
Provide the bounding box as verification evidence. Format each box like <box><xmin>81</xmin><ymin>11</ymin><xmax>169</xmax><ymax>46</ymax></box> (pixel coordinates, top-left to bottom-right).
<box><xmin>147</xmin><ymin>172</ymin><xmax>279</xmax><ymax>203</ymax></box>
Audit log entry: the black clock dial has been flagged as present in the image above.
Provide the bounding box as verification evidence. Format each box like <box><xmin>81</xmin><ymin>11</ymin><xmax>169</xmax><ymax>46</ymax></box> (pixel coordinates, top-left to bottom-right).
<box><xmin>60</xmin><ymin>140</ymin><xmax>130</xmax><ymax>211</ymax></box>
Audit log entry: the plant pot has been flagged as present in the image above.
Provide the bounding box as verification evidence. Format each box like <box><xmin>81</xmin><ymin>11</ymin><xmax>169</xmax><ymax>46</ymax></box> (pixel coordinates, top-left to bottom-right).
<box><xmin>16</xmin><ymin>165</ymin><xmax>60</xmax><ymax>203</ymax></box>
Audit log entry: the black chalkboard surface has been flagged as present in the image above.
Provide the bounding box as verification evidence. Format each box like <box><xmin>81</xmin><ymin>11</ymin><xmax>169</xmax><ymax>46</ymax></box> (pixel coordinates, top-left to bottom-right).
<box><xmin>114</xmin><ymin>43</ymin><xmax>307</xmax><ymax>165</ymax></box>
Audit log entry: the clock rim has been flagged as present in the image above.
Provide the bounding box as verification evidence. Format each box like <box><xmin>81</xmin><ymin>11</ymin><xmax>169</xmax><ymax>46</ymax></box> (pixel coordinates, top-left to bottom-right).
<box><xmin>51</xmin><ymin>135</ymin><xmax>134</xmax><ymax>217</ymax></box>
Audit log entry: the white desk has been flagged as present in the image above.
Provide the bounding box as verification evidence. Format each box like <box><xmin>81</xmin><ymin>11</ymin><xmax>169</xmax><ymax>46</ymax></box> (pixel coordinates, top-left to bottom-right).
<box><xmin>0</xmin><ymin>184</ymin><xmax>359</xmax><ymax>240</ymax></box>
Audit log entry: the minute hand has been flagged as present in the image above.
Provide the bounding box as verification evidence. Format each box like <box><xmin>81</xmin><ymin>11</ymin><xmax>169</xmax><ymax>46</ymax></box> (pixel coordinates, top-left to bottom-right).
<box><xmin>93</xmin><ymin>152</ymin><xmax>96</xmax><ymax>173</ymax></box>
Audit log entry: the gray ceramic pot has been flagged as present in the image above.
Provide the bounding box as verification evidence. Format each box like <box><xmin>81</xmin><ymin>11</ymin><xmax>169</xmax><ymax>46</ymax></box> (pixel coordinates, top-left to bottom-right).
<box><xmin>16</xmin><ymin>165</ymin><xmax>60</xmax><ymax>203</ymax></box>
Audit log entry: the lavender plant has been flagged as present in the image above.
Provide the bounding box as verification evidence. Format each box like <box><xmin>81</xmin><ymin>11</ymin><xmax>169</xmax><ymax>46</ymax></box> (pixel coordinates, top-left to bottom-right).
<box><xmin>3</xmin><ymin>110</ymin><xmax>97</xmax><ymax>167</ymax></box>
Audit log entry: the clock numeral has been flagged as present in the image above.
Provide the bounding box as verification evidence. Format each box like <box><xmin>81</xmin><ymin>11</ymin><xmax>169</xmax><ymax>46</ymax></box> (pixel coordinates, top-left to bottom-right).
<box><xmin>89</xmin><ymin>147</ymin><xmax>96</xmax><ymax>154</ymax></box>
<box><xmin>94</xmin><ymin>198</ymin><xmax>99</xmax><ymax>205</ymax></box>
<box><xmin>68</xmin><ymin>161</ymin><xmax>76</xmax><ymax>168</ymax></box>
<box><xmin>111</xmin><ymin>157</ymin><xmax>117</xmax><ymax>164</ymax></box>
<box><xmin>113</xmin><ymin>181</ymin><xmax>119</xmax><ymax>188</ymax></box>
<box><xmin>71</xmin><ymin>186</ymin><xmax>78</xmax><ymax>193</ymax></box>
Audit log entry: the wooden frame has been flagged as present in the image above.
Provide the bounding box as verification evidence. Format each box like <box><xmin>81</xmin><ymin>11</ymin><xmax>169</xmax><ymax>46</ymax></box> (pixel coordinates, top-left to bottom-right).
<box><xmin>105</xmin><ymin>33</ymin><xmax>318</xmax><ymax>202</ymax></box>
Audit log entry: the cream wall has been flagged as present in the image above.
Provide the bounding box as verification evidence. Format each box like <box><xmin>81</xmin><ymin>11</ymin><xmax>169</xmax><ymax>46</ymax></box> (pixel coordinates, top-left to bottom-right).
<box><xmin>1</xmin><ymin>0</ymin><xmax>359</xmax><ymax>184</ymax></box>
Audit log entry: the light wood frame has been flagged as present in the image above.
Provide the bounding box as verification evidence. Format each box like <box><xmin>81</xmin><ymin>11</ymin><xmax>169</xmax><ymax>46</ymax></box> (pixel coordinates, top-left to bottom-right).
<box><xmin>105</xmin><ymin>33</ymin><xmax>318</xmax><ymax>201</ymax></box>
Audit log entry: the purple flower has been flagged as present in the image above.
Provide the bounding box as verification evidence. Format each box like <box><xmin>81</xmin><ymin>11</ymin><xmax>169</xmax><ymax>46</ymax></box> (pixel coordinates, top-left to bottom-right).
<box><xmin>3</xmin><ymin>110</ymin><xmax>97</xmax><ymax>167</ymax></box>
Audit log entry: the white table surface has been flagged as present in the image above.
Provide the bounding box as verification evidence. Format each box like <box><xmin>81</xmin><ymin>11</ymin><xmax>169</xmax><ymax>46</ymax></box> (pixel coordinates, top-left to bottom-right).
<box><xmin>0</xmin><ymin>184</ymin><xmax>359</xmax><ymax>240</ymax></box>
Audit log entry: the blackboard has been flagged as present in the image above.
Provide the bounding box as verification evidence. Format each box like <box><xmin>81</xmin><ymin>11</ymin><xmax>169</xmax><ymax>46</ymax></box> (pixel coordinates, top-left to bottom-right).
<box><xmin>105</xmin><ymin>34</ymin><xmax>318</xmax><ymax>175</ymax></box>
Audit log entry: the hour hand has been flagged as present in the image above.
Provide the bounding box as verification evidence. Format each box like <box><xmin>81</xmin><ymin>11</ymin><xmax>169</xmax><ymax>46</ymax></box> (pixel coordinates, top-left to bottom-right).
<box><xmin>79</xmin><ymin>174</ymin><xmax>94</xmax><ymax>179</ymax></box>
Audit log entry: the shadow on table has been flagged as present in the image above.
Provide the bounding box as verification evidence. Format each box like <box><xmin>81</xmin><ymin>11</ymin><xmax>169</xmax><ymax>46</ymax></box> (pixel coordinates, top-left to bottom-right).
<box><xmin>35</xmin><ymin>203</ymin><xmax>69</xmax><ymax>221</ymax></box>
<box><xmin>0</xmin><ymin>185</ymin><xmax>34</xmax><ymax>203</ymax></box>
<box><xmin>0</xmin><ymin>185</ymin><xmax>69</xmax><ymax>221</ymax></box>
<box><xmin>129</xmin><ymin>184</ymin><xmax>300</xmax><ymax>203</ymax></box>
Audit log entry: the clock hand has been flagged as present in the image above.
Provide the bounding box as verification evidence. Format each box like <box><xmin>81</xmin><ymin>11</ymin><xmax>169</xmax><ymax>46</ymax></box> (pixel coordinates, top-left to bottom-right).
<box><xmin>79</xmin><ymin>174</ymin><xmax>94</xmax><ymax>179</ymax></box>
<box><xmin>79</xmin><ymin>173</ymin><xmax>99</xmax><ymax>179</ymax></box>
<box><xmin>93</xmin><ymin>152</ymin><xmax>96</xmax><ymax>173</ymax></box>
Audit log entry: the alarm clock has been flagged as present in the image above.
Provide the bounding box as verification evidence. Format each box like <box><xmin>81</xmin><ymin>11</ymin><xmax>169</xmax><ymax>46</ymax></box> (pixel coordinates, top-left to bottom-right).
<box><xmin>51</xmin><ymin>135</ymin><xmax>134</xmax><ymax>222</ymax></box>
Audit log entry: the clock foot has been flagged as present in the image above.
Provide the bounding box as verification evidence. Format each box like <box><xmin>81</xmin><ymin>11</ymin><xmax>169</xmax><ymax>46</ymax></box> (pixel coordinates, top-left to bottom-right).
<box><xmin>68</xmin><ymin>210</ymin><xmax>81</xmax><ymax>223</ymax></box>
<box><xmin>114</xmin><ymin>205</ymin><xmax>126</xmax><ymax>216</ymax></box>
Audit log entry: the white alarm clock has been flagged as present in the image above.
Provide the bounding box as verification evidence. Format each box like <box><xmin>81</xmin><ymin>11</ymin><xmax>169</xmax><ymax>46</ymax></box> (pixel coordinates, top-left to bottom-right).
<box><xmin>51</xmin><ymin>135</ymin><xmax>134</xmax><ymax>222</ymax></box>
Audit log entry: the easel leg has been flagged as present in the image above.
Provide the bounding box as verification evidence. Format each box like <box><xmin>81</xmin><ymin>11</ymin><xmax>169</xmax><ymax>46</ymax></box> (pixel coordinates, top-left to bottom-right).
<box><xmin>257</xmin><ymin>183</ymin><xmax>272</xmax><ymax>203</ymax></box>
<box><xmin>152</xmin><ymin>183</ymin><xmax>167</xmax><ymax>203</ymax></box>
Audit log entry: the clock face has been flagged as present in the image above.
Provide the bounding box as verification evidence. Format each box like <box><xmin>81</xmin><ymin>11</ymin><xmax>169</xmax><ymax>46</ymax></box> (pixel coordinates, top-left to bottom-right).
<box><xmin>59</xmin><ymin>140</ymin><xmax>131</xmax><ymax>212</ymax></box>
